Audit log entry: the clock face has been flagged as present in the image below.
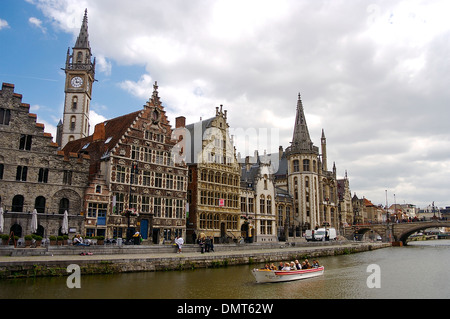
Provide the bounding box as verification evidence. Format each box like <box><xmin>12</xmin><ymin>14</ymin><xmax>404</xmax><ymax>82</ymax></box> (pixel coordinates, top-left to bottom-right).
<box><xmin>71</xmin><ymin>76</ymin><xmax>83</xmax><ymax>88</ymax></box>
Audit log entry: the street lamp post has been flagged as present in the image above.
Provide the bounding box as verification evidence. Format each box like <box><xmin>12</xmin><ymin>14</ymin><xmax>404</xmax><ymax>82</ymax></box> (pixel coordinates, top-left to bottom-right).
<box><xmin>126</xmin><ymin>162</ymin><xmax>139</xmax><ymax>243</ymax></box>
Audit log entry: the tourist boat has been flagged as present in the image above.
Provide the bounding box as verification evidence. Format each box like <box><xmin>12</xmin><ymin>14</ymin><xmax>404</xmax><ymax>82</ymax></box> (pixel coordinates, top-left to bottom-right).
<box><xmin>251</xmin><ymin>266</ymin><xmax>324</xmax><ymax>283</ymax></box>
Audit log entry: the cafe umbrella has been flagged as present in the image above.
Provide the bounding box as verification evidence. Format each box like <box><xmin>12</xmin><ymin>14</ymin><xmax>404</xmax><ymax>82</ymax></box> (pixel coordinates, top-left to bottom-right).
<box><xmin>0</xmin><ymin>207</ymin><xmax>4</xmax><ymax>233</ymax></box>
<box><xmin>62</xmin><ymin>210</ymin><xmax>69</xmax><ymax>235</ymax></box>
<box><xmin>31</xmin><ymin>209</ymin><xmax>38</xmax><ymax>234</ymax></box>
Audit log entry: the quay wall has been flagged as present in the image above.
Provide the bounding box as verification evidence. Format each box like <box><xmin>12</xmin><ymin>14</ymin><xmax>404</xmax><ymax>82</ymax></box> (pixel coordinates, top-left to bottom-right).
<box><xmin>0</xmin><ymin>242</ymin><xmax>390</xmax><ymax>279</ymax></box>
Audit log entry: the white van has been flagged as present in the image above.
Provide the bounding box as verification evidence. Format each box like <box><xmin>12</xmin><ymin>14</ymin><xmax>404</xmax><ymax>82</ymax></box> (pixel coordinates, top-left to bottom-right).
<box><xmin>306</xmin><ymin>228</ymin><xmax>337</xmax><ymax>241</ymax></box>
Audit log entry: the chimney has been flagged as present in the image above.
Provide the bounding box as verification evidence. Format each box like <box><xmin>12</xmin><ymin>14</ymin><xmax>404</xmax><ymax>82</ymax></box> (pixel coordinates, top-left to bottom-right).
<box><xmin>279</xmin><ymin>145</ymin><xmax>283</xmax><ymax>160</ymax></box>
<box><xmin>93</xmin><ymin>122</ymin><xmax>106</xmax><ymax>142</ymax></box>
<box><xmin>245</xmin><ymin>156</ymin><xmax>251</xmax><ymax>172</ymax></box>
<box><xmin>176</xmin><ymin>116</ymin><xmax>186</xmax><ymax>128</ymax></box>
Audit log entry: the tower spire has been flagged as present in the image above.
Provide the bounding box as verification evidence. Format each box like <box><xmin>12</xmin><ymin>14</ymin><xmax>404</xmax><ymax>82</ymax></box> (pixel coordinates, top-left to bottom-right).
<box><xmin>74</xmin><ymin>9</ymin><xmax>90</xmax><ymax>49</ymax></box>
<box><xmin>291</xmin><ymin>92</ymin><xmax>314</xmax><ymax>152</ymax></box>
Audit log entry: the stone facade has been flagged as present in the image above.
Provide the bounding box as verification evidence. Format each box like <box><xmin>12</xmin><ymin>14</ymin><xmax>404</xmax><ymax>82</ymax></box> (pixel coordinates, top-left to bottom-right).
<box><xmin>182</xmin><ymin>106</ymin><xmax>242</xmax><ymax>243</ymax></box>
<box><xmin>272</xmin><ymin>94</ymin><xmax>345</xmax><ymax>235</ymax></box>
<box><xmin>240</xmin><ymin>155</ymin><xmax>277</xmax><ymax>243</ymax></box>
<box><xmin>0</xmin><ymin>82</ymin><xmax>89</xmax><ymax>238</ymax></box>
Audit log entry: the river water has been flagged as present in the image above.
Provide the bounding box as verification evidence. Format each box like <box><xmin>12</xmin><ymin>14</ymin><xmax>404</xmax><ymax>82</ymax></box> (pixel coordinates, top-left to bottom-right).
<box><xmin>1</xmin><ymin>240</ymin><xmax>449</xmax><ymax>299</ymax></box>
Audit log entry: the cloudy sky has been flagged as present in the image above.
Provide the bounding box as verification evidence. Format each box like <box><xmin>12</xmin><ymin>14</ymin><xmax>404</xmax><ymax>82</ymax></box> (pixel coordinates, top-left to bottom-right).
<box><xmin>1</xmin><ymin>0</ymin><xmax>450</xmax><ymax>208</ymax></box>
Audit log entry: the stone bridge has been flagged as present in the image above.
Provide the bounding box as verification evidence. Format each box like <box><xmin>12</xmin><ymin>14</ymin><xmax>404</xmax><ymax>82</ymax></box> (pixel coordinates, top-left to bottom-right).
<box><xmin>343</xmin><ymin>221</ymin><xmax>450</xmax><ymax>245</ymax></box>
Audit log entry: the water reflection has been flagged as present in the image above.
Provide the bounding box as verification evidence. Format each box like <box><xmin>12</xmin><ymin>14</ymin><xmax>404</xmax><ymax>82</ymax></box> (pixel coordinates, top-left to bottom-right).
<box><xmin>1</xmin><ymin>240</ymin><xmax>449</xmax><ymax>299</ymax></box>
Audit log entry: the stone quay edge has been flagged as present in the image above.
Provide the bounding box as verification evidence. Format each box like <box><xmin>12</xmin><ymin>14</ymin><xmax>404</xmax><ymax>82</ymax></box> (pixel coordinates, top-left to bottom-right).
<box><xmin>0</xmin><ymin>241</ymin><xmax>391</xmax><ymax>279</ymax></box>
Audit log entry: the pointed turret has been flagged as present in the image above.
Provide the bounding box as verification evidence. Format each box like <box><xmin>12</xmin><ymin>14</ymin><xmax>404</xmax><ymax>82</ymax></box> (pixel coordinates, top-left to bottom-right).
<box><xmin>74</xmin><ymin>9</ymin><xmax>90</xmax><ymax>49</ymax></box>
<box><xmin>290</xmin><ymin>93</ymin><xmax>317</xmax><ymax>154</ymax></box>
<box><xmin>321</xmin><ymin>128</ymin><xmax>327</xmax><ymax>171</ymax></box>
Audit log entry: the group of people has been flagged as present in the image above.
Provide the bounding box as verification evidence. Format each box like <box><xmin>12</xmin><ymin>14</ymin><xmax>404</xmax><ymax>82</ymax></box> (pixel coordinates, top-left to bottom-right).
<box><xmin>262</xmin><ymin>259</ymin><xmax>320</xmax><ymax>271</ymax></box>
<box><xmin>197</xmin><ymin>236</ymin><xmax>214</xmax><ymax>253</ymax></box>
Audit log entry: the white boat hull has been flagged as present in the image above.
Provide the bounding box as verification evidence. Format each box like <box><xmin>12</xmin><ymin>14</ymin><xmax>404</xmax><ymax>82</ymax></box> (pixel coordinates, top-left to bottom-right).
<box><xmin>252</xmin><ymin>266</ymin><xmax>324</xmax><ymax>283</ymax></box>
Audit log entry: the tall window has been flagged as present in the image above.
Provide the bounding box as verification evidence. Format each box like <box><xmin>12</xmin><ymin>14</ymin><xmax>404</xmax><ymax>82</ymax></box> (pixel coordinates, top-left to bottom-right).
<box><xmin>267</xmin><ymin>196</ymin><xmax>272</xmax><ymax>214</ymax></box>
<box><xmin>142</xmin><ymin>171</ymin><xmax>151</xmax><ymax>186</ymax></box>
<box><xmin>303</xmin><ymin>159</ymin><xmax>310</xmax><ymax>171</ymax></box>
<box><xmin>113</xmin><ymin>193</ymin><xmax>125</xmax><ymax>214</ymax></box>
<box><xmin>260</xmin><ymin>195</ymin><xmax>265</xmax><ymax>214</ymax></box>
<box><xmin>38</xmin><ymin>168</ymin><xmax>49</xmax><ymax>183</ymax></box>
<box><xmin>175</xmin><ymin>200</ymin><xmax>183</xmax><ymax>219</ymax></box>
<box><xmin>154</xmin><ymin>198</ymin><xmax>162</xmax><ymax>217</ymax></box>
<box><xmin>176</xmin><ymin>176</ymin><xmax>184</xmax><ymax>191</ymax></box>
<box><xmin>278</xmin><ymin>206</ymin><xmax>284</xmax><ymax>227</ymax></box>
<box><xmin>241</xmin><ymin>197</ymin><xmax>247</xmax><ymax>213</ymax></box>
<box><xmin>155</xmin><ymin>173</ymin><xmax>163</xmax><ymax>188</ymax></box>
<box><xmin>248</xmin><ymin>198</ymin><xmax>254</xmax><ymax>213</ymax></box>
<box><xmin>131</xmin><ymin>145</ymin><xmax>140</xmax><ymax>160</ymax></box>
<box><xmin>166</xmin><ymin>174</ymin><xmax>174</xmax><ymax>190</ymax></box>
<box><xmin>16</xmin><ymin>166</ymin><xmax>27</xmax><ymax>181</ymax></box>
<box><xmin>116</xmin><ymin>166</ymin><xmax>126</xmax><ymax>183</ymax></box>
<box><xmin>142</xmin><ymin>196</ymin><xmax>150</xmax><ymax>213</ymax></box>
<box><xmin>293</xmin><ymin>159</ymin><xmax>300</xmax><ymax>172</ymax></box>
<box><xmin>19</xmin><ymin>134</ymin><xmax>32</xmax><ymax>150</ymax></box>
<box><xmin>260</xmin><ymin>220</ymin><xmax>266</xmax><ymax>235</ymax></box>
<box><xmin>165</xmin><ymin>198</ymin><xmax>173</xmax><ymax>218</ymax></box>
<box><xmin>129</xmin><ymin>194</ymin><xmax>138</xmax><ymax>210</ymax></box>
<box><xmin>0</xmin><ymin>108</ymin><xmax>11</xmax><ymax>125</ymax></box>
<box><xmin>0</xmin><ymin>163</ymin><xmax>4</xmax><ymax>179</ymax></box>
<box><xmin>63</xmin><ymin>170</ymin><xmax>72</xmax><ymax>185</ymax></box>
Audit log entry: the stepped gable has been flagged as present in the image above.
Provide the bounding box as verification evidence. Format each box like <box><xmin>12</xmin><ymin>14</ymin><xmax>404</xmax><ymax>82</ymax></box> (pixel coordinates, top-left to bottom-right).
<box><xmin>1</xmin><ymin>82</ymin><xmax>61</xmax><ymax>151</ymax></box>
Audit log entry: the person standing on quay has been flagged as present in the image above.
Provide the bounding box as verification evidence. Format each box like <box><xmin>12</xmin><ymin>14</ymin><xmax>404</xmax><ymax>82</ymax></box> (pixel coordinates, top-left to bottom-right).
<box><xmin>175</xmin><ymin>236</ymin><xmax>184</xmax><ymax>254</ymax></box>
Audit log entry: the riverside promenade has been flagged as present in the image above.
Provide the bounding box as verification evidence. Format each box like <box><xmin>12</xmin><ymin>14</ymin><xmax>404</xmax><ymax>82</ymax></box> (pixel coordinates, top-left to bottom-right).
<box><xmin>0</xmin><ymin>241</ymin><xmax>390</xmax><ymax>279</ymax></box>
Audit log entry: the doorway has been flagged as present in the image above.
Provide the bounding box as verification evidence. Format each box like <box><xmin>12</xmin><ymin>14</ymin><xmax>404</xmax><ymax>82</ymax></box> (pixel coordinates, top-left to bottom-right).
<box><xmin>140</xmin><ymin>219</ymin><xmax>148</xmax><ymax>240</ymax></box>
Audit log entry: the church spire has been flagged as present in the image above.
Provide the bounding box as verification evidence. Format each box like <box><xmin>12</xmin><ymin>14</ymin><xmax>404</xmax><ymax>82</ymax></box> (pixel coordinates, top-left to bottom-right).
<box><xmin>291</xmin><ymin>93</ymin><xmax>314</xmax><ymax>152</ymax></box>
<box><xmin>74</xmin><ymin>9</ymin><xmax>90</xmax><ymax>49</ymax></box>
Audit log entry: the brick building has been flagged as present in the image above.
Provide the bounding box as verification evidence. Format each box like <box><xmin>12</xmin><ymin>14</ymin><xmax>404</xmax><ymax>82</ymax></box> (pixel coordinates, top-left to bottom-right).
<box><xmin>63</xmin><ymin>82</ymin><xmax>188</xmax><ymax>243</ymax></box>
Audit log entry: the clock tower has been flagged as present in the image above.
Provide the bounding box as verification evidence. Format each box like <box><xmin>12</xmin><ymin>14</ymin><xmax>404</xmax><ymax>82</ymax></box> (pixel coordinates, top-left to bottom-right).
<box><xmin>58</xmin><ymin>9</ymin><xmax>95</xmax><ymax>148</ymax></box>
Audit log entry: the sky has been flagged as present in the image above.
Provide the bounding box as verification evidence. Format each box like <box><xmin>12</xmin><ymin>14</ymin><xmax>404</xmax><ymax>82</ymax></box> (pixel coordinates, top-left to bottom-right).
<box><xmin>1</xmin><ymin>0</ymin><xmax>450</xmax><ymax>209</ymax></box>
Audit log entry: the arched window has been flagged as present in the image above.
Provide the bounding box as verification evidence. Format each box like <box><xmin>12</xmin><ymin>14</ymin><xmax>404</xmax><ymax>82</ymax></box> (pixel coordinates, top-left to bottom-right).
<box><xmin>12</xmin><ymin>195</ymin><xmax>24</xmax><ymax>212</ymax></box>
<box><xmin>59</xmin><ymin>198</ymin><xmax>69</xmax><ymax>214</ymax></box>
<box><xmin>34</xmin><ymin>196</ymin><xmax>46</xmax><ymax>214</ymax></box>
<box><xmin>70</xmin><ymin>116</ymin><xmax>76</xmax><ymax>130</ymax></box>
<box><xmin>72</xmin><ymin>96</ymin><xmax>78</xmax><ymax>109</ymax></box>
<box><xmin>267</xmin><ymin>196</ymin><xmax>272</xmax><ymax>214</ymax></box>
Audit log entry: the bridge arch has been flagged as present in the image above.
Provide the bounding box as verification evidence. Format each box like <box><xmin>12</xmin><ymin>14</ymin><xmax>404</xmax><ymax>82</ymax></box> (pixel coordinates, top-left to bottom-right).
<box><xmin>344</xmin><ymin>221</ymin><xmax>450</xmax><ymax>245</ymax></box>
<box><xmin>395</xmin><ymin>221</ymin><xmax>450</xmax><ymax>245</ymax></box>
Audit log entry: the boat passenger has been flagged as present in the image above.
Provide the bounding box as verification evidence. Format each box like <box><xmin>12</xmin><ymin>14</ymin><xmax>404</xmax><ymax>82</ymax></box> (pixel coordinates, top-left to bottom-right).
<box><xmin>270</xmin><ymin>263</ymin><xmax>277</xmax><ymax>270</ymax></box>
<box><xmin>278</xmin><ymin>262</ymin><xmax>284</xmax><ymax>270</ymax></box>
<box><xmin>304</xmin><ymin>259</ymin><xmax>311</xmax><ymax>269</ymax></box>
<box><xmin>290</xmin><ymin>261</ymin><xmax>296</xmax><ymax>270</ymax></box>
<box><xmin>301</xmin><ymin>261</ymin><xmax>306</xmax><ymax>269</ymax></box>
<box><xmin>294</xmin><ymin>260</ymin><xmax>302</xmax><ymax>270</ymax></box>
<box><xmin>282</xmin><ymin>262</ymin><xmax>291</xmax><ymax>271</ymax></box>
<box><xmin>312</xmin><ymin>260</ymin><xmax>320</xmax><ymax>268</ymax></box>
